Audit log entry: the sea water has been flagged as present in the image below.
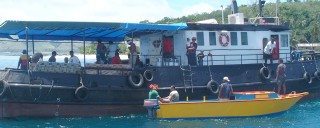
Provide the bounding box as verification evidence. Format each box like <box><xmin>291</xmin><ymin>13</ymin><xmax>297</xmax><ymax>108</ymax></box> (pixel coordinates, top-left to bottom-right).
<box><xmin>0</xmin><ymin>55</ymin><xmax>319</xmax><ymax>128</ymax></box>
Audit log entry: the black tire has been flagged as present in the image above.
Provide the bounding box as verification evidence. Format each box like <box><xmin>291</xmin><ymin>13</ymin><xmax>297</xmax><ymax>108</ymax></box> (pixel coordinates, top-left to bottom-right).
<box><xmin>314</xmin><ymin>71</ymin><xmax>320</xmax><ymax>81</ymax></box>
<box><xmin>75</xmin><ymin>86</ymin><xmax>88</xmax><ymax>101</ymax></box>
<box><xmin>128</xmin><ymin>71</ymin><xmax>144</xmax><ymax>88</ymax></box>
<box><xmin>260</xmin><ymin>67</ymin><xmax>271</xmax><ymax>81</ymax></box>
<box><xmin>207</xmin><ymin>80</ymin><xmax>219</xmax><ymax>94</ymax></box>
<box><xmin>304</xmin><ymin>72</ymin><xmax>312</xmax><ymax>84</ymax></box>
<box><xmin>0</xmin><ymin>80</ymin><xmax>8</xmax><ymax>97</ymax></box>
<box><xmin>143</xmin><ymin>70</ymin><xmax>154</xmax><ymax>82</ymax></box>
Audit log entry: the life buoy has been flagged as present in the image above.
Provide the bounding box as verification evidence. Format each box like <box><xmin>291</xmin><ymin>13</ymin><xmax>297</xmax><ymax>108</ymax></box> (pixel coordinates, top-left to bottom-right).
<box><xmin>304</xmin><ymin>72</ymin><xmax>312</xmax><ymax>84</ymax></box>
<box><xmin>259</xmin><ymin>67</ymin><xmax>271</xmax><ymax>81</ymax></box>
<box><xmin>314</xmin><ymin>71</ymin><xmax>320</xmax><ymax>81</ymax></box>
<box><xmin>219</xmin><ymin>33</ymin><xmax>230</xmax><ymax>47</ymax></box>
<box><xmin>207</xmin><ymin>80</ymin><xmax>219</xmax><ymax>94</ymax></box>
<box><xmin>128</xmin><ymin>71</ymin><xmax>144</xmax><ymax>88</ymax></box>
<box><xmin>0</xmin><ymin>80</ymin><xmax>8</xmax><ymax>97</ymax></box>
<box><xmin>75</xmin><ymin>86</ymin><xmax>88</xmax><ymax>101</ymax></box>
<box><xmin>143</xmin><ymin>70</ymin><xmax>154</xmax><ymax>82</ymax></box>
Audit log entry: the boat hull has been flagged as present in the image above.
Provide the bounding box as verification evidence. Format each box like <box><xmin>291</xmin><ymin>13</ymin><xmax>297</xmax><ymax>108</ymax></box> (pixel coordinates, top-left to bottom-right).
<box><xmin>156</xmin><ymin>93</ymin><xmax>306</xmax><ymax>119</ymax></box>
<box><xmin>0</xmin><ymin>102</ymin><xmax>145</xmax><ymax>118</ymax></box>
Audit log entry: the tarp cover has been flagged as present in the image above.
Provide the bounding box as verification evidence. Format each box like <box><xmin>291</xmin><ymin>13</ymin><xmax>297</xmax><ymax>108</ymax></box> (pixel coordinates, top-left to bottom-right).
<box><xmin>0</xmin><ymin>21</ymin><xmax>187</xmax><ymax>42</ymax></box>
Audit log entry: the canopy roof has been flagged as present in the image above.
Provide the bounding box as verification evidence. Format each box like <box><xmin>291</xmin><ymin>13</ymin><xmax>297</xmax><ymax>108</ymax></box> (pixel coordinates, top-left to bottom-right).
<box><xmin>0</xmin><ymin>21</ymin><xmax>187</xmax><ymax>42</ymax></box>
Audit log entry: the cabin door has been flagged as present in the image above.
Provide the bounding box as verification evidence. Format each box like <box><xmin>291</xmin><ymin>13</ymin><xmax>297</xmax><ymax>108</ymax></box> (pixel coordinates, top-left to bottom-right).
<box><xmin>271</xmin><ymin>35</ymin><xmax>279</xmax><ymax>60</ymax></box>
<box><xmin>163</xmin><ymin>36</ymin><xmax>174</xmax><ymax>58</ymax></box>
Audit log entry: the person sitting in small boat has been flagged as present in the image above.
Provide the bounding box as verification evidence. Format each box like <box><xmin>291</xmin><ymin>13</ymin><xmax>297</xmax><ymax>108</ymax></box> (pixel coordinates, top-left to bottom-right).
<box><xmin>68</xmin><ymin>51</ymin><xmax>80</xmax><ymax>64</ymax></box>
<box><xmin>149</xmin><ymin>84</ymin><xmax>160</xmax><ymax>99</ymax></box>
<box><xmin>48</xmin><ymin>51</ymin><xmax>57</xmax><ymax>62</ymax></box>
<box><xmin>218</xmin><ymin>77</ymin><xmax>234</xmax><ymax>101</ymax></box>
<box><xmin>160</xmin><ymin>85</ymin><xmax>179</xmax><ymax>103</ymax></box>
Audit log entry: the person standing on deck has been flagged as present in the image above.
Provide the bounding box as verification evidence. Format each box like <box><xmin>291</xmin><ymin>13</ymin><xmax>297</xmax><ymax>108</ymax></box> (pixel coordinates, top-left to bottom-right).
<box><xmin>48</xmin><ymin>51</ymin><xmax>57</xmax><ymax>62</ymax></box>
<box><xmin>107</xmin><ymin>41</ymin><xmax>119</xmax><ymax>63</ymax></box>
<box><xmin>128</xmin><ymin>40</ymin><xmax>137</xmax><ymax>67</ymax></box>
<box><xmin>218</xmin><ymin>77</ymin><xmax>234</xmax><ymax>101</ymax></box>
<box><xmin>68</xmin><ymin>51</ymin><xmax>80</xmax><ymax>64</ymax></box>
<box><xmin>264</xmin><ymin>37</ymin><xmax>276</xmax><ymax>64</ymax></box>
<box><xmin>17</xmin><ymin>50</ymin><xmax>30</xmax><ymax>70</ymax></box>
<box><xmin>197</xmin><ymin>50</ymin><xmax>205</xmax><ymax>66</ymax></box>
<box><xmin>96</xmin><ymin>39</ymin><xmax>107</xmax><ymax>64</ymax></box>
<box><xmin>276</xmin><ymin>58</ymin><xmax>286</xmax><ymax>95</ymax></box>
<box><xmin>186</xmin><ymin>37</ymin><xmax>197</xmax><ymax>66</ymax></box>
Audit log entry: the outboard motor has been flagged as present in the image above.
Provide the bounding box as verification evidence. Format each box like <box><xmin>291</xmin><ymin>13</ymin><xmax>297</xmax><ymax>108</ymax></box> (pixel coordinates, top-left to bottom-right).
<box><xmin>143</xmin><ymin>99</ymin><xmax>159</xmax><ymax>118</ymax></box>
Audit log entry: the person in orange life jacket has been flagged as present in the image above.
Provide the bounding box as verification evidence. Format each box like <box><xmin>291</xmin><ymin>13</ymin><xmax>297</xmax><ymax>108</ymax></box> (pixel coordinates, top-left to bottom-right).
<box><xmin>17</xmin><ymin>50</ymin><xmax>30</xmax><ymax>70</ymax></box>
<box><xmin>111</xmin><ymin>52</ymin><xmax>121</xmax><ymax>64</ymax></box>
<box><xmin>186</xmin><ymin>37</ymin><xmax>197</xmax><ymax>66</ymax></box>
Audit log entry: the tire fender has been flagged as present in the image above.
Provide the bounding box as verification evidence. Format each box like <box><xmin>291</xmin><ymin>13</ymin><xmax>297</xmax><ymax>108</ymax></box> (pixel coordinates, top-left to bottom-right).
<box><xmin>128</xmin><ymin>71</ymin><xmax>144</xmax><ymax>88</ymax></box>
<box><xmin>260</xmin><ymin>67</ymin><xmax>271</xmax><ymax>81</ymax></box>
<box><xmin>75</xmin><ymin>86</ymin><xmax>88</xmax><ymax>101</ymax></box>
<box><xmin>143</xmin><ymin>70</ymin><xmax>154</xmax><ymax>82</ymax></box>
<box><xmin>304</xmin><ymin>72</ymin><xmax>312</xmax><ymax>84</ymax></box>
<box><xmin>314</xmin><ymin>71</ymin><xmax>320</xmax><ymax>81</ymax></box>
<box><xmin>207</xmin><ymin>80</ymin><xmax>219</xmax><ymax>94</ymax></box>
<box><xmin>0</xmin><ymin>80</ymin><xmax>8</xmax><ymax>97</ymax></box>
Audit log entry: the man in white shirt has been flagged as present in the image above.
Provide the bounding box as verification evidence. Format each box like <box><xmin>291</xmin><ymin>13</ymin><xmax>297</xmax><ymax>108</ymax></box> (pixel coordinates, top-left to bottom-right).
<box><xmin>107</xmin><ymin>41</ymin><xmax>119</xmax><ymax>63</ymax></box>
<box><xmin>264</xmin><ymin>37</ymin><xmax>276</xmax><ymax>64</ymax></box>
<box><xmin>160</xmin><ymin>85</ymin><xmax>179</xmax><ymax>103</ymax></box>
<box><xmin>68</xmin><ymin>51</ymin><xmax>80</xmax><ymax>64</ymax></box>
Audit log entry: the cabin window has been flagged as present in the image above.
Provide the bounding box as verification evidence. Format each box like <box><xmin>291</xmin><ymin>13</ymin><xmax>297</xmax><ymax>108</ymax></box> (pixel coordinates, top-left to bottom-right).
<box><xmin>209</xmin><ymin>32</ymin><xmax>216</xmax><ymax>45</ymax></box>
<box><xmin>196</xmin><ymin>32</ymin><xmax>204</xmax><ymax>46</ymax></box>
<box><xmin>231</xmin><ymin>32</ymin><xmax>238</xmax><ymax>45</ymax></box>
<box><xmin>241</xmin><ymin>32</ymin><xmax>248</xmax><ymax>45</ymax></box>
<box><xmin>280</xmin><ymin>34</ymin><xmax>289</xmax><ymax>47</ymax></box>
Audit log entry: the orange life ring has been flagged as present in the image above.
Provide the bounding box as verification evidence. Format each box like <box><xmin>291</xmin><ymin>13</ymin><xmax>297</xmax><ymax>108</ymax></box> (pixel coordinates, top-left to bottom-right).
<box><xmin>219</xmin><ymin>33</ymin><xmax>230</xmax><ymax>47</ymax></box>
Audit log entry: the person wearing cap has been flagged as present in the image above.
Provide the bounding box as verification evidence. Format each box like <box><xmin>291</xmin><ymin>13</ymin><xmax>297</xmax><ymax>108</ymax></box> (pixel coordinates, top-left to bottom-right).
<box><xmin>107</xmin><ymin>41</ymin><xmax>119</xmax><ymax>63</ymax></box>
<box><xmin>68</xmin><ymin>51</ymin><xmax>81</xmax><ymax>64</ymax></box>
<box><xmin>127</xmin><ymin>40</ymin><xmax>137</xmax><ymax>66</ymax></box>
<box><xmin>48</xmin><ymin>51</ymin><xmax>57</xmax><ymax>62</ymax></box>
<box><xmin>96</xmin><ymin>39</ymin><xmax>107</xmax><ymax>64</ymax></box>
<box><xmin>218</xmin><ymin>76</ymin><xmax>234</xmax><ymax>101</ymax></box>
<box><xmin>160</xmin><ymin>85</ymin><xmax>179</xmax><ymax>103</ymax></box>
<box><xmin>148</xmin><ymin>84</ymin><xmax>160</xmax><ymax>99</ymax></box>
<box><xmin>17</xmin><ymin>50</ymin><xmax>30</xmax><ymax>70</ymax></box>
<box><xmin>186</xmin><ymin>37</ymin><xmax>198</xmax><ymax>66</ymax></box>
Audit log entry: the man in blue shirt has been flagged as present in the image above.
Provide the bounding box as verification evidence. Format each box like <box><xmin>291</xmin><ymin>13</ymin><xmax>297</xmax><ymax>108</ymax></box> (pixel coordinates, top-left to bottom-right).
<box><xmin>48</xmin><ymin>51</ymin><xmax>57</xmax><ymax>62</ymax></box>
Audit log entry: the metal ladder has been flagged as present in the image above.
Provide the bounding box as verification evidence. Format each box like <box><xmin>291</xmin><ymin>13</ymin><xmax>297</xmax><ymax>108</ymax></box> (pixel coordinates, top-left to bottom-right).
<box><xmin>180</xmin><ymin>65</ymin><xmax>194</xmax><ymax>93</ymax></box>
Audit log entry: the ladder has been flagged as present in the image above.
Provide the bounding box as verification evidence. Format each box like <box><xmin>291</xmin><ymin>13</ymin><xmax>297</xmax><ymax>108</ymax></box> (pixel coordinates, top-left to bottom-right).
<box><xmin>180</xmin><ymin>65</ymin><xmax>194</xmax><ymax>93</ymax></box>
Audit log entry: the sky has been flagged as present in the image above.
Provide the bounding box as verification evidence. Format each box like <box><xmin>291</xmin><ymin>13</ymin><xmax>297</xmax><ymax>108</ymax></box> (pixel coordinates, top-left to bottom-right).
<box><xmin>0</xmin><ymin>0</ymin><xmax>286</xmax><ymax>24</ymax></box>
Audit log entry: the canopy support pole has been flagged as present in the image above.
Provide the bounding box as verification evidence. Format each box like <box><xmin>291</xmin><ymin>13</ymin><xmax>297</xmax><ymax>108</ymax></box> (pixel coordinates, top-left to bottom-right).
<box><xmin>32</xmin><ymin>35</ymin><xmax>35</xmax><ymax>55</ymax></box>
<box><xmin>25</xmin><ymin>27</ymin><xmax>29</xmax><ymax>69</ymax></box>
<box><xmin>71</xmin><ymin>38</ymin><xmax>74</xmax><ymax>51</ymax></box>
<box><xmin>83</xmin><ymin>30</ymin><xmax>86</xmax><ymax>69</ymax></box>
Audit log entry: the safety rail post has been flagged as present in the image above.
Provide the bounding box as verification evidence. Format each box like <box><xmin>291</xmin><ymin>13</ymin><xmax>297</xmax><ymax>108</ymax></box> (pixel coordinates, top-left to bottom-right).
<box><xmin>224</xmin><ymin>55</ymin><xmax>226</xmax><ymax>65</ymax></box>
<box><xmin>256</xmin><ymin>54</ymin><xmax>259</xmax><ymax>64</ymax></box>
<box><xmin>241</xmin><ymin>55</ymin><xmax>243</xmax><ymax>64</ymax></box>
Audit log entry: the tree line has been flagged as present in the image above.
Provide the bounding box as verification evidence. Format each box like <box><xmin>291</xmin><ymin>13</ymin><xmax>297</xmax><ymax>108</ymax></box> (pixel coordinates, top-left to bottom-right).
<box><xmin>141</xmin><ymin>1</ymin><xmax>320</xmax><ymax>47</ymax></box>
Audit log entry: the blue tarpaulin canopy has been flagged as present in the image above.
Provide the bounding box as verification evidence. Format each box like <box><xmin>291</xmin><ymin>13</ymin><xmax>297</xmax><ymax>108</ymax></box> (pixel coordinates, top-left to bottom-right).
<box><xmin>0</xmin><ymin>21</ymin><xmax>187</xmax><ymax>42</ymax></box>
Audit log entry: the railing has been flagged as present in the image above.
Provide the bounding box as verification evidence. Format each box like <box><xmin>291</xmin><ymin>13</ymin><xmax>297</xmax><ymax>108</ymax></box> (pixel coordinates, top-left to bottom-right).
<box><xmin>139</xmin><ymin>55</ymin><xmax>182</xmax><ymax>67</ymax></box>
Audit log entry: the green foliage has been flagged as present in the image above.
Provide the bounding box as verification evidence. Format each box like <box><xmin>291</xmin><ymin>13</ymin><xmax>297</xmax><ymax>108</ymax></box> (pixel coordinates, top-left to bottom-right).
<box><xmin>147</xmin><ymin>1</ymin><xmax>320</xmax><ymax>47</ymax></box>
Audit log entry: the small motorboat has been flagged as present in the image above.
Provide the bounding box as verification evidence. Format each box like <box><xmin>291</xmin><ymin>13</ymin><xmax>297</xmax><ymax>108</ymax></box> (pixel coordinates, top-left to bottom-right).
<box><xmin>143</xmin><ymin>91</ymin><xmax>308</xmax><ymax>119</ymax></box>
